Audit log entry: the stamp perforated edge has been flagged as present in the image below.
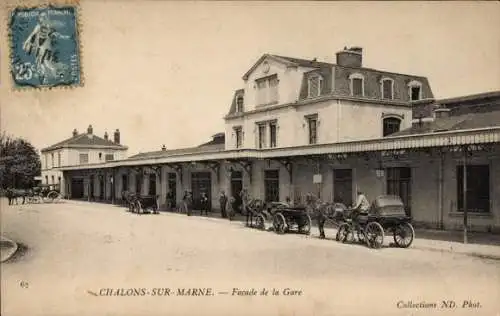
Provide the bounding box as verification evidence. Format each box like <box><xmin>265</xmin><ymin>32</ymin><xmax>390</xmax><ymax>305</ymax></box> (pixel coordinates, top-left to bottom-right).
<box><xmin>5</xmin><ymin>0</ymin><xmax>84</xmax><ymax>92</ymax></box>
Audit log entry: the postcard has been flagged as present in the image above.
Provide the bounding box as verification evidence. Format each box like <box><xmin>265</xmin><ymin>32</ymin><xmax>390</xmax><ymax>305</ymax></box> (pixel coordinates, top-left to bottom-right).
<box><xmin>1</xmin><ymin>1</ymin><xmax>499</xmax><ymax>316</ymax></box>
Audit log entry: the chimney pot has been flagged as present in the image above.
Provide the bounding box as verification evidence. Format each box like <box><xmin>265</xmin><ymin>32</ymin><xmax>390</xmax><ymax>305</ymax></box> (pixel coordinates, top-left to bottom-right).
<box><xmin>104</xmin><ymin>131</ymin><xmax>109</xmax><ymax>140</ymax></box>
<box><xmin>87</xmin><ymin>125</ymin><xmax>93</xmax><ymax>134</ymax></box>
<box><xmin>162</xmin><ymin>145</ymin><xmax>166</xmax><ymax>151</ymax></box>
<box><xmin>113</xmin><ymin>129</ymin><xmax>121</xmax><ymax>144</ymax></box>
<box><xmin>72</xmin><ymin>129</ymin><xmax>78</xmax><ymax>137</ymax></box>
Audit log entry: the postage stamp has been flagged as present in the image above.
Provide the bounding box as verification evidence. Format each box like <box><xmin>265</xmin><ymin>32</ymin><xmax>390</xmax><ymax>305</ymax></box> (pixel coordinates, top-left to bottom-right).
<box><xmin>8</xmin><ymin>3</ymin><xmax>82</xmax><ymax>89</ymax></box>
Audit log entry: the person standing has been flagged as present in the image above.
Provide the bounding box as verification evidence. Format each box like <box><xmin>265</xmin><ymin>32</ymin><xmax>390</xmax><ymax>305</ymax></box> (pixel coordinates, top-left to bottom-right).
<box><xmin>200</xmin><ymin>192</ymin><xmax>209</xmax><ymax>216</ymax></box>
<box><xmin>219</xmin><ymin>190</ymin><xmax>228</xmax><ymax>219</ymax></box>
<box><xmin>186</xmin><ymin>191</ymin><xmax>193</xmax><ymax>216</ymax></box>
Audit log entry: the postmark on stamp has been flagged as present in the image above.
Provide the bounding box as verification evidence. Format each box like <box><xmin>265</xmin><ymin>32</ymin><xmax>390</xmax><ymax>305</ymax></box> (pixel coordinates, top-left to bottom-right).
<box><xmin>8</xmin><ymin>3</ymin><xmax>82</xmax><ymax>89</ymax></box>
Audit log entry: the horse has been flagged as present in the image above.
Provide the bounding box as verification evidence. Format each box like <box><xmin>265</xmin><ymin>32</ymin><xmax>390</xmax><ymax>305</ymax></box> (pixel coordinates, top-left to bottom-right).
<box><xmin>121</xmin><ymin>191</ymin><xmax>137</xmax><ymax>212</ymax></box>
<box><xmin>5</xmin><ymin>188</ymin><xmax>30</xmax><ymax>205</ymax></box>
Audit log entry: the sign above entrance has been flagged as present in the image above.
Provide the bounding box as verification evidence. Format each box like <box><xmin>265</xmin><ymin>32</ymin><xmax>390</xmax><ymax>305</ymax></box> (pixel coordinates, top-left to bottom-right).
<box><xmin>313</xmin><ymin>174</ymin><xmax>322</xmax><ymax>184</ymax></box>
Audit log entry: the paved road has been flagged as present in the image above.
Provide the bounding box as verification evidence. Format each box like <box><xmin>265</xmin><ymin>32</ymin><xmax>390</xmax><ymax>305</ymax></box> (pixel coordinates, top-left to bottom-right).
<box><xmin>1</xmin><ymin>199</ymin><xmax>499</xmax><ymax>316</ymax></box>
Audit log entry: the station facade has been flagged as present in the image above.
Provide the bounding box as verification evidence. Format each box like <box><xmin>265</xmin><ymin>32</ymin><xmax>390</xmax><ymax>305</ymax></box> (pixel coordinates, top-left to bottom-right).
<box><xmin>55</xmin><ymin>47</ymin><xmax>500</xmax><ymax>233</ymax></box>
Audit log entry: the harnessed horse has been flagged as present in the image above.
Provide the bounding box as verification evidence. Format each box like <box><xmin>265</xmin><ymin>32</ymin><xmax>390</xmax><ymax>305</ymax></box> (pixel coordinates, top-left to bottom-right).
<box><xmin>5</xmin><ymin>188</ymin><xmax>30</xmax><ymax>205</ymax></box>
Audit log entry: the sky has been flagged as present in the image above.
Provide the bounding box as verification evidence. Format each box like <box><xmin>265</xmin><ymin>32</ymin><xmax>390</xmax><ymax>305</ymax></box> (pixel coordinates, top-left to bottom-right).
<box><xmin>1</xmin><ymin>1</ymin><xmax>499</xmax><ymax>156</ymax></box>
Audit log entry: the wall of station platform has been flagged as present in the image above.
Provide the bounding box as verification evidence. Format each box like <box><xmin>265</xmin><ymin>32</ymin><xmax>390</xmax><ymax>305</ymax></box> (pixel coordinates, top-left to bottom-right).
<box><xmin>62</xmin><ymin>147</ymin><xmax>500</xmax><ymax>233</ymax></box>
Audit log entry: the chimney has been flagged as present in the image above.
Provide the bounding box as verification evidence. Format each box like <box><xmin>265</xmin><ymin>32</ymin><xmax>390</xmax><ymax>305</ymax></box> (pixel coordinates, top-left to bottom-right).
<box><xmin>336</xmin><ymin>46</ymin><xmax>363</xmax><ymax>68</ymax></box>
<box><xmin>72</xmin><ymin>129</ymin><xmax>78</xmax><ymax>137</ymax></box>
<box><xmin>113</xmin><ymin>129</ymin><xmax>120</xmax><ymax>144</ymax></box>
<box><xmin>161</xmin><ymin>145</ymin><xmax>166</xmax><ymax>151</ymax></box>
<box><xmin>434</xmin><ymin>104</ymin><xmax>451</xmax><ymax>119</ymax></box>
<box><xmin>87</xmin><ymin>125</ymin><xmax>93</xmax><ymax>134</ymax></box>
<box><xmin>104</xmin><ymin>131</ymin><xmax>109</xmax><ymax>141</ymax></box>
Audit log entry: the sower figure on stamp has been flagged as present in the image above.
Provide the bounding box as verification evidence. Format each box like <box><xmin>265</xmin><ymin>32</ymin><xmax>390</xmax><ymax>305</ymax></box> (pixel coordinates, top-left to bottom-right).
<box><xmin>22</xmin><ymin>12</ymin><xmax>70</xmax><ymax>82</ymax></box>
<box><xmin>219</xmin><ymin>190</ymin><xmax>228</xmax><ymax>219</ymax></box>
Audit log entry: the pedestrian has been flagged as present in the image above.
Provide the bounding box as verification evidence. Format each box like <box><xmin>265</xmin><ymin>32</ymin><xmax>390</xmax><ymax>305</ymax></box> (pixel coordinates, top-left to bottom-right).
<box><xmin>186</xmin><ymin>191</ymin><xmax>193</xmax><ymax>216</ymax></box>
<box><xmin>219</xmin><ymin>190</ymin><xmax>228</xmax><ymax>218</ymax></box>
<box><xmin>200</xmin><ymin>192</ymin><xmax>209</xmax><ymax>216</ymax></box>
<box><xmin>181</xmin><ymin>190</ymin><xmax>188</xmax><ymax>214</ymax></box>
<box><xmin>166</xmin><ymin>190</ymin><xmax>173</xmax><ymax>211</ymax></box>
<box><xmin>228</xmin><ymin>196</ymin><xmax>236</xmax><ymax>221</ymax></box>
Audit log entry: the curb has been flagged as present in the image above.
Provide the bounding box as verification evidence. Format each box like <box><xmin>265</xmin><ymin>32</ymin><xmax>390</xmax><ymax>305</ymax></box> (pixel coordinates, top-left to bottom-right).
<box><xmin>0</xmin><ymin>236</ymin><xmax>19</xmax><ymax>263</ymax></box>
<box><xmin>413</xmin><ymin>245</ymin><xmax>500</xmax><ymax>261</ymax></box>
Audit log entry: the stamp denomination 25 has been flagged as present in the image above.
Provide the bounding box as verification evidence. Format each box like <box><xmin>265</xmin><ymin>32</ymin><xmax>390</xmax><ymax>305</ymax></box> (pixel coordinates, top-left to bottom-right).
<box><xmin>9</xmin><ymin>3</ymin><xmax>81</xmax><ymax>89</ymax></box>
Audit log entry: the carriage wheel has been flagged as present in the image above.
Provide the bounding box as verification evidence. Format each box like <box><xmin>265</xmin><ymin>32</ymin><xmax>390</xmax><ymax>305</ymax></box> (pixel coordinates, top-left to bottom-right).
<box><xmin>255</xmin><ymin>214</ymin><xmax>266</xmax><ymax>230</ymax></box>
<box><xmin>299</xmin><ymin>213</ymin><xmax>312</xmax><ymax>235</ymax></box>
<box><xmin>273</xmin><ymin>213</ymin><xmax>287</xmax><ymax>234</ymax></box>
<box><xmin>336</xmin><ymin>223</ymin><xmax>354</xmax><ymax>243</ymax></box>
<box><xmin>365</xmin><ymin>222</ymin><xmax>385</xmax><ymax>249</ymax></box>
<box><xmin>393</xmin><ymin>222</ymin><xmax>415</xmax><ymax>248</ymax></box>
<box><xmin>47</xmin><ymin>191</ymin><xmax>60</xmax><ymax>203</ymax></box>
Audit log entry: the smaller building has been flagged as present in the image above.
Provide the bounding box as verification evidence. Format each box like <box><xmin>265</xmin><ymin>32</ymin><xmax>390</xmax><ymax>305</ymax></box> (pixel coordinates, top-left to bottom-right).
<box><xmin>40</xmin><ymin>125</ymin><xmax>128</xmax><ymax>198</ymax></box>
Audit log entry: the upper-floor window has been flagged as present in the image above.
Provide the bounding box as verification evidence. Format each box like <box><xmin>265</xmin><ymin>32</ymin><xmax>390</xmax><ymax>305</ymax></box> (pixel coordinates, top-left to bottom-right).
<box><xmin>256</xmin><ymin>74</ymin><xmax>279</xmax><ymax>106</ymax></box>
<box><xmin>98</xmin><ymin>152</ymin><xmax>102</xmax><ymax>160</ymax></box>
<box><xmin>306</xmin><ymin>114</ymin><xmax>318</xmax><ymax>144</ymax></box>
<box><xmin>383</xmin><ymin>117</ymin><xmax>401</xmax><ymax>136</ymax></box>
<box><xmin>307</xmin><ymin>75</ymin><xmax>323</xmax><ymax>98</ymax></box>
<box><xmin>51</xmin><ymin>175</ymin><xmax>55</xmax><ymax>184</ymax></box>
<box><xmin>51</xmin><ymin>153</ymin><xmax>54</xmax><ymax>168</ymax></box>
<box><xmin>269</xmin><ymin>121</ymin><xmax>277</xmax><ymax>148</ymax></box>
<box><xmin>257</xmin><ymin>124</ymin><xmax>266</xmax><ymax>149</ymax></box>
<box><xmin>349</xmin><ymin>73</ymin><xmax>364</xmax><ymax>97</ymax></box>
<box><xmin>79</xmin><ymin>153</ymin><xmax>89</xmax><ymax>164</ymax></box>
<box><xmin>408</xmin><ymin>80</ymin><xmax>422</xmax><ymax>101</ymax></box>
<box><xmin>234</xmin><ymin>126</ymin><xmax>243</xmax><ymax>148</ymax></box>
<box><xmin>381</xmin><ymin>78</ymin><xmax>394</xmax><ymax>100</ymax></box>
<box><xmin>236</xmin><ymin>96</ymin><xmax>244</xmax><ymax>113</ymax></box>
<box><xmin>44</xmin><ymin>154</ymin><xmax>48</xmax><ymax>169</ymax></box>
<box><xmin>57</xmin><ymin>152</ymin><xmax>61</xmax><ymax>167</ymax></box>
<box><xmin>105</xmin><ymin>154</ymin><xmax>114</xmax><ymax>161</ymax></box>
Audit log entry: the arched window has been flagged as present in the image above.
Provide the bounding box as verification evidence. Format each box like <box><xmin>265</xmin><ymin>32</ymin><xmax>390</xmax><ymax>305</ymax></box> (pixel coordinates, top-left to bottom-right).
<box><xmin>349</xmin><ymin>73</ymin><xmax>364</xmax><ymax>97</ymax></box>
<box><xmin>383</xmin><ymin>117</ymin><xmax>401</xmax><ymax>136</ymax></box>
<box><xmin>408</xmin><ymin>80</ymin><xmax>422</xmax><ymax>101</ymax></box>
<box><xmin>380</xmin><ymin>77</ymin><xmax>394</xmax><ymax>100</ymax></box>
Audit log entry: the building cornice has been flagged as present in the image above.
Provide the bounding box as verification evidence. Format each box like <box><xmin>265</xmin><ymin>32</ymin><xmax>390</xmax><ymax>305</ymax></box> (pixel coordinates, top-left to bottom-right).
<box><xmin>59</xmin><ymin>127</ymin><xmax>500</xmax><ymax>171</ymax></box>
<box><xmin>224</xmin><ymin>94</ymin><xmax>419</xmax><ymax>121</ymax></box>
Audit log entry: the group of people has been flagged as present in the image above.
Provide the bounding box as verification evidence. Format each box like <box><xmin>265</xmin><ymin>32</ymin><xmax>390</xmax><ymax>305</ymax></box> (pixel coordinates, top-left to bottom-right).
<box><xmin>164</xmin><ymin>186</ymin><xmax>371</xmax><ymax>239</ymax></box>
<box><xmin>164</xmin><ymin>188</ymin><xmax>249</xmax><ymax>220</ymax></box>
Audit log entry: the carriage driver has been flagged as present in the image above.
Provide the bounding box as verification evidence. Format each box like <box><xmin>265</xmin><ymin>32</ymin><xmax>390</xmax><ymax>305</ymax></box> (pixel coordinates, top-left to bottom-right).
<box><xmin>352</xmin><ymin>191</ymin><xmax>370</xmax><ymax>215</ymax></box>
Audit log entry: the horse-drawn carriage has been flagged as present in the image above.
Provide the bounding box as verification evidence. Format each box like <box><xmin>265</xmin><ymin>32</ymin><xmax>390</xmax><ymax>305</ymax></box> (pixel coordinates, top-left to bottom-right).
<box><xmin>268</xmin><ymin>202</ymin><xmax>312</xmax><ymax>235</ymax></box>
<box><xmin>122</xmin><ymin>191</ymin><xmax>159</xmax><ymax>215</ymax></box>
<box><xmin>336</xmin><ymin>195</ymin><xmax>415</xmax><ymax>249</ymax></box>
<box><xmin>6</xmin><ymin>184</ymin><xmax>63</xmax><ymax>205</ymax></box>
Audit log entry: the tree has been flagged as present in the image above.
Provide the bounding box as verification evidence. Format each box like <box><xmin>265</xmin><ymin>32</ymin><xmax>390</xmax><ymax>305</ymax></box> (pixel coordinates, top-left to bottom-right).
<box><xmin>0</xmin><ymin>131</ymin><xmax>41</xmax><ymax>189</ymax></box>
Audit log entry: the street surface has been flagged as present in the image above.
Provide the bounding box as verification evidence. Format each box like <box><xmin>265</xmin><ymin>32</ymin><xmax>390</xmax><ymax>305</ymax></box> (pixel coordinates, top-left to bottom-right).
<box><xmin>1</xmin><ymin>199</ymin><xmax>499</xmax><ymax>316</ymax></box>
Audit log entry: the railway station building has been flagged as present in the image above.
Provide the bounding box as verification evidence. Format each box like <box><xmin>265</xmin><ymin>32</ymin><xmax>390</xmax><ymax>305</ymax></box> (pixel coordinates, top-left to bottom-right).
<box><xmin>52</xmin><ymin>47</ymin><xmax>500</xmax><ymax>233</ymax></box>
